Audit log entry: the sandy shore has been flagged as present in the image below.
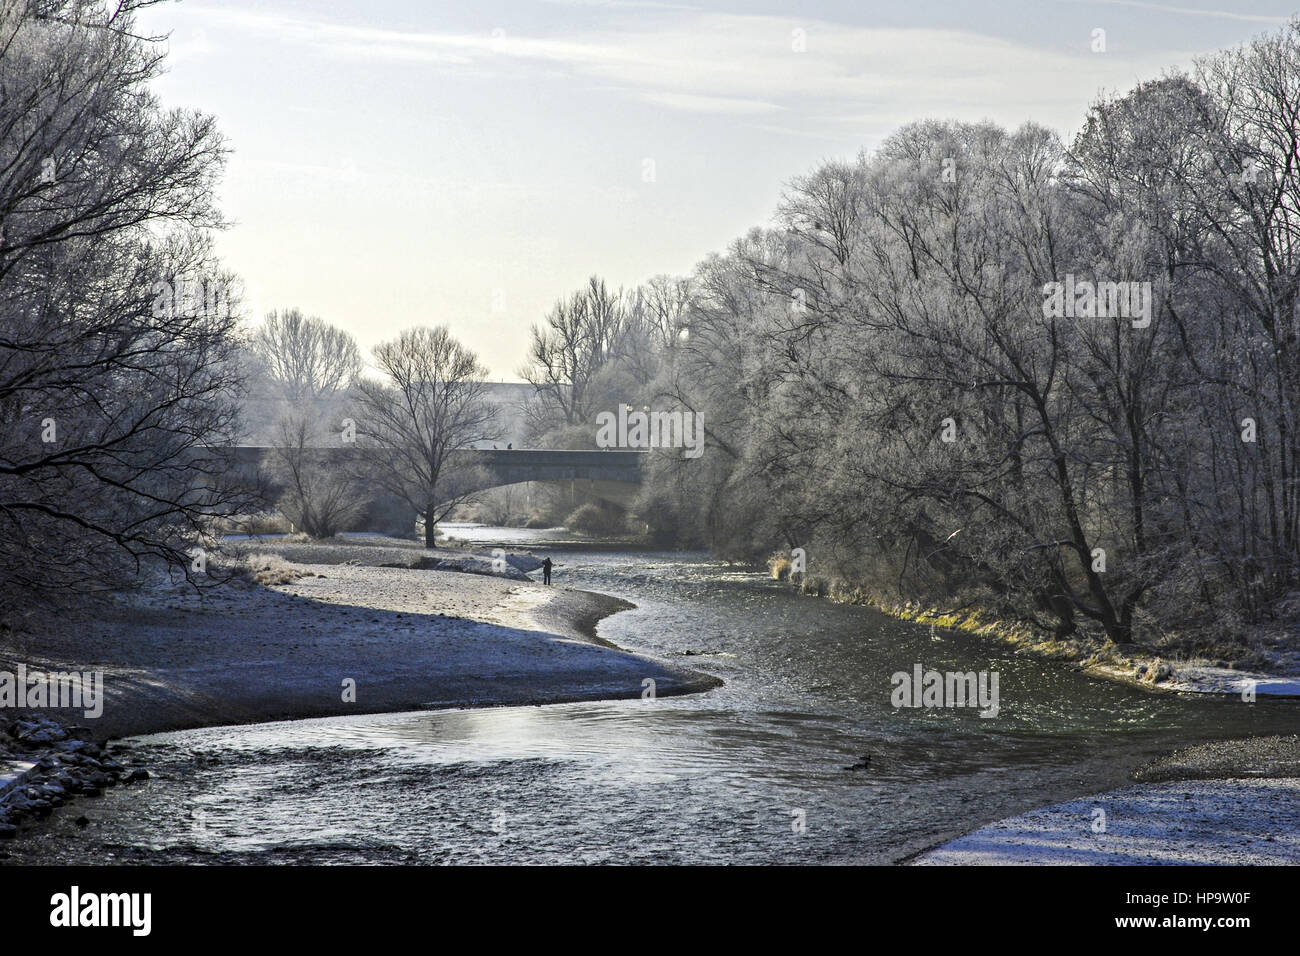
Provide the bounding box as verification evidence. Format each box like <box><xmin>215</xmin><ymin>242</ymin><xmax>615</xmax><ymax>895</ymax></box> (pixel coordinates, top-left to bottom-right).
<box><xmin>911</xmin><ymin>735</ymin><xmax>1300</xmax><ymax>864</ymax></box>
<box><xmin>0</xmin><ymin>556</ymin><xmax>721</xmax><ymax>741</ymax></box>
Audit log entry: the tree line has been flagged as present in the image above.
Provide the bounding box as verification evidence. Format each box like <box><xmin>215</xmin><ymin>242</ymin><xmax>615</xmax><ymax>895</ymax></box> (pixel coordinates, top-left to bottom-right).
<box><xmin>525</xmin><ymin>21</ymin><xmax>1300</xmax><ymax>651</ymax></box>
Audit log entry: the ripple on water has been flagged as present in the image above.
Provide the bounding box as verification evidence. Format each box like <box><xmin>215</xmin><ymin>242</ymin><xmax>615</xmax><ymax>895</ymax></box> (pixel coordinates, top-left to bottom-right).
<box><xmin>5</xmin><ymin>536</ymin><xmax>1298</xmax><ymax>865</ymax></box>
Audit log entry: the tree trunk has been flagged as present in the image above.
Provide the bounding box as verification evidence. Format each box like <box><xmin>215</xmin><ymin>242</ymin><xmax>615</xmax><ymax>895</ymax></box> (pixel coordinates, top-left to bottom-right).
<box><xmin>424</xmin><ymin>506</ymin><xmax>437</xmax><ymax>549</ymax></box>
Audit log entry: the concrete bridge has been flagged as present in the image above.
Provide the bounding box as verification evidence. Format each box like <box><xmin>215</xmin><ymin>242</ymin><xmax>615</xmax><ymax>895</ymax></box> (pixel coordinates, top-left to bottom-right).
<box><xmin>225</xmin><ymin>446</ymin><xmax>647</xmax><ymax>508</ymax></box>
<box><xmin>455</xmin><ymin>448</ymin><xmax>645</xmax><ymax>505</ymax></box>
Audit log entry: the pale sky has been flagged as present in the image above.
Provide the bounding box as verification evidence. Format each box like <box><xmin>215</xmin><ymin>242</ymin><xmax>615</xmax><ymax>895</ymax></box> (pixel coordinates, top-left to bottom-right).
<box><xmin>136</xmin><ymin>0</ymin><xmax>1296</xmax><ymax>379</ymax></box>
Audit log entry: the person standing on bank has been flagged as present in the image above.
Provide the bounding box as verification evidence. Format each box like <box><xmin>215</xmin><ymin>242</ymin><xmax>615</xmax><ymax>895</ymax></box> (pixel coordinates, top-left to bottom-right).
<box><xmin>542</xmin><ymin>557</ymin><xmax>552</xmax><ymax>585</ymax></box>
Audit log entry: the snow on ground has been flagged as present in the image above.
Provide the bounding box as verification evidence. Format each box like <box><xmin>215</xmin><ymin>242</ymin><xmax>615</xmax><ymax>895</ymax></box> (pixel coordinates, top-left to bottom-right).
<box><xmin>0</xmin><ymin>561</ymin><xmax>720</xmax><ymax>740</ymax></box>
<box><xmin>1162</xmin><ymin>665</ymin><xmax>1300</xmax><ymax>697</ymax></box>
<box><xmin>1084</xmin><ymin>659</ymin><xmax>1300</xmax><ymax>697</ymax></box>
<box><xmin>911</xmin><ymin>778</ymin><xmax>1300</xmax><ymax>865</ymax></box>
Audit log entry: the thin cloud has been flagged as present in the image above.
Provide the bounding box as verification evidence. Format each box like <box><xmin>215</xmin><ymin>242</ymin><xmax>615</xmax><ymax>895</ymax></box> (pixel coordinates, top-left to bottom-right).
<box><xmin>745</xmin><ymin>122</ymin><xmax>855</xmax><ymax>141</ymax></box>
<box><xmin>1075</xmin><ymin>0</ymin><xmax>1290</xmax><ymax>24</ymax></box>
<box><xmin>541</xmin><ymin>0</ymin><xmax>701</xmax><ymax>9</ymax></box>
<box><xmin>175</xmin><ymin>4</ymin><xmax>1187</xmax><ymax>127</ymax></box>
<box><xmin>635</xmin><ymin>91</ymin><xmax>785</xmax><ymax>113</ymax></box>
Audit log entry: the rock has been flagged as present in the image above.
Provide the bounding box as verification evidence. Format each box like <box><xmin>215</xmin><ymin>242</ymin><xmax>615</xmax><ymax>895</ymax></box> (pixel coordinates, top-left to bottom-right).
<box><xmin>505</xmin><ymin>553</ymin><xmax>544</xmax><ymax>573</ymax></box>
<box><xmin>74</xmin><ymin>815</ymin><xmax>90</xmax><ymax>828</ymax></box>
<box><xmin>126</xmin><ymin>769</ymin><xmax>150</xmax><ymax>782</ymax></box>
<box><xmin>12</xmin><ymin>717</ymin><xmax>68</xmax><ymax>744</ymax></box>
<box><xmin>0</xmin><ymin>824</ymin><xmax>16</xmax><ymax>839</ymax></box>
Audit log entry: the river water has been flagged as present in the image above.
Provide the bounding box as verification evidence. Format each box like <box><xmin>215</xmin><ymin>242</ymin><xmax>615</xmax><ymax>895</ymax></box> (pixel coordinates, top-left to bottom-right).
<box><xmin>6</xmin><ymin>525</ymin><xmax>1298</xmax><ymax>864</ymax></box>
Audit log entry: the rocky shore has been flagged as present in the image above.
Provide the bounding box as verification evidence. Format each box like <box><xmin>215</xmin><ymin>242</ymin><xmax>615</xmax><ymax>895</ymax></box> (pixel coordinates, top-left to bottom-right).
<box><xmin>0</xmin><ymin>715</ymin><xmax>150</xmax><ymax>840</ymax></box>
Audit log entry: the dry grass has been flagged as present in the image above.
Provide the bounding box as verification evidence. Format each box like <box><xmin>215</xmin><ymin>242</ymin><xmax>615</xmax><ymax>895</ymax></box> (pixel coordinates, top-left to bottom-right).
<box><xmin>214</xmin><ymin>512</ymin><xmax>293</xmax><ymax>536</ymax></box>
<box><xmin>799</xmin><ymin>575</ymin><xmax>829</xmax><ymax>597</ymax></box>
<box><xmin>241</xmin><ymin>552</ymin><xmax>302</xmax><ymax>586</ymax></box>
<box><xmin>1136</xmin><ymin>658</ymin><xmax>1174</xmax><ymax>684</ymax></box>
<box><xmin>768</xmin><ymin>553</ymin><xmax>792</xmax><ymax>580</ymax></box>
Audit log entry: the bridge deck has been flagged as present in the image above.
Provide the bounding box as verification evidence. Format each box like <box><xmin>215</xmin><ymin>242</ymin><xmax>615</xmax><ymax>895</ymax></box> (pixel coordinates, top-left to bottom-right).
<box><xmin>223</xmin><ymin>446</ymin><xmax>645</xmax><ymax>481</ymax></box>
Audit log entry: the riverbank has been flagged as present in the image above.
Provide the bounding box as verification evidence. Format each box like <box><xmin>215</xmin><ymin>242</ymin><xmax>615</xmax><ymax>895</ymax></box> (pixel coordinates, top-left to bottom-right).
<box><xmin>0</xmin><ymin>544</ymin><xmax>721</xmax><ymax>841</ymax></box>
<box><xmin>766</xmin><ymin>564</ymin><xmax>1300</xmax><ymax>864</ymax></box>
<box><xmin>1</xmin><ymin>551</ymin><xmax>720</xmax><ymax>743</ymax></box>
<box><xmin>4</xmin><ymin>535</ymin><xmax>1297</xmax><ymax>864</ymax></box>
<box><xmin>910</xmin><ymin>735</ymin><xmax>1300</xmax><ymax>864</ymax></box>
<box><xmin>768</xmin><ymin>564</ymin><xmax>1300</xmax><ymax>697</ymax></box>
<box><xmin>883</xmin><ymin>598</ymin><xmax>1300</xmax><ymax>696</ymax></box>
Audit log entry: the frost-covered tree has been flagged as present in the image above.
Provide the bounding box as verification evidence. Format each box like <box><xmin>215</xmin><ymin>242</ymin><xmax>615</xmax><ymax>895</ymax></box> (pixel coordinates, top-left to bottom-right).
<box><xmin>0</xmin><ymin>0</ymin><xmax>247</xmax><ymax>603</ymax></box>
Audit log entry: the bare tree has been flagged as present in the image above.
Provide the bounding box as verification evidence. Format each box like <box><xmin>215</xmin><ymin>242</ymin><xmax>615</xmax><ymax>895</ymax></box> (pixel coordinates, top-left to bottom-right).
<box><xmin>269</xmin><ymin>415</ymin><xmax>367</xmax><ymax>538</ymax></box>
<box><xmin>618</xmin><ymin>275</ymin><xmax>694</xmax><ymax>387</ymax></box>
<box><xmin>0</xmin><ymin>0</ymin><xmax>249</xmax><ymax>605</ymax></box>
<box><xmin>354</xmin><ymin>327</ymin><xmax>499</xmax><ymax>548</ymax></box>
<box><xmin>252</xmin><ymin>308</ymin><xmax>362</xmax><ymax>408</ymax></box>
<box><xmin>251</xmin><ymin>311</ymin><xmax>364</xmax><ymax>537</ymax></box>
<box><xmin>520</xmin><ymin>276</ymin><xmax>625</xmax><ymax>430</ymax></box>
<box><xmin>634</xmin><ymin>275</ymin><xmax>695</xmax><ymax>347</ymax></box>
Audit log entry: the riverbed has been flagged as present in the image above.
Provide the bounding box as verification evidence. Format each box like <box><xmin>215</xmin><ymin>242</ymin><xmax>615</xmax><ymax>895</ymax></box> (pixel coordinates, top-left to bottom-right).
<box><xmin>4</xmin><ymin>525</ymin><xmax>1298</xmax><ymax>864</ymax></box>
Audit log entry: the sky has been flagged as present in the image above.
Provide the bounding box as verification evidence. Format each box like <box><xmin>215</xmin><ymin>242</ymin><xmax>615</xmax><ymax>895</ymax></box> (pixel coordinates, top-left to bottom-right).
<box><xmin>135</xmin><ymin>0</ymin><xmax>1298</xmax><ymax>380</ymax></box>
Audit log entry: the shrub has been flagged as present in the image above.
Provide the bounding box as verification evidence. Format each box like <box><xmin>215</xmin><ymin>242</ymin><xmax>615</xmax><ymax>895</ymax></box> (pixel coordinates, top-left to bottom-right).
<box><xmin>769</xmin><ymin>553</ymin><xmax>792</xmax><ymax>580</ymax></box>
<box><xmin>242</xmin><ymin>552</ymin><xmax>302</xmax><ymax>586</ymax></box>
<box><xmin>216</xmin><ymin>512</ymin><xmax>293</xmax><ymax>536</ymax></box>
<box><xmin>564</xmin><ymin>502</ymin><xmax>625</xmax><ymax>536</ymax></box>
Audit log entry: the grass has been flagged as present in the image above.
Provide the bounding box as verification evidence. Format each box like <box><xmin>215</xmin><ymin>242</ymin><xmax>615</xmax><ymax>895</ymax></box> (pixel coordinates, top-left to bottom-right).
<box><xmin>241</xmin><ymin>552</ymin><xmax>303</xmax><ymax>586</ymax></box>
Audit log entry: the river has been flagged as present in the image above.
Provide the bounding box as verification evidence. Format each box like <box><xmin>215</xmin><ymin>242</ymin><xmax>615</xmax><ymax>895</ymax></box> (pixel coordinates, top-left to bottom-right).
<box><xmin>6</xmin><ymin>524</ymin><xmax>1298</xmax><ymax>864</ymax></box>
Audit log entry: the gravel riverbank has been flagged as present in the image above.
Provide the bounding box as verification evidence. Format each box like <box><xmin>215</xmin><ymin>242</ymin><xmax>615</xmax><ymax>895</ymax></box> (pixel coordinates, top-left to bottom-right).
<box><xmin>0</xmin><ymin>544</ymin><xmax>721</xmax><ymax>842</ymax></box>
<box><xmin>1</xmin><ymin>559</ymin><xmax>720</xmax><ymax>742</ymax></box>
<box><xmin>910</xmin><ymin>735</ymin><xmax>1300</xmax><ymax>864</ymax></box>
